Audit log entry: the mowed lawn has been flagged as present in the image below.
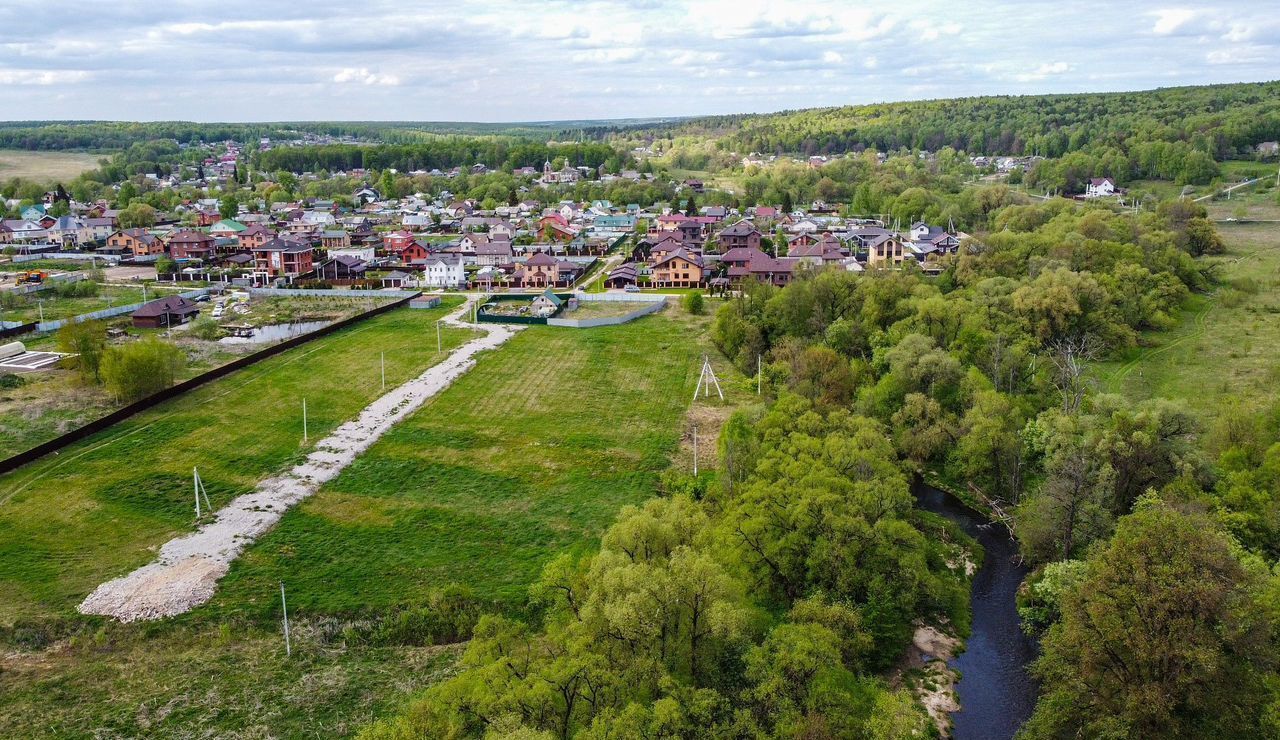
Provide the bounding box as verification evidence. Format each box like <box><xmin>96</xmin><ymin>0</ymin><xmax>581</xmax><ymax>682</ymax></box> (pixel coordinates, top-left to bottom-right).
<box><xmin>0</xmin><ymin>300</ymin><xmax>474</xmax><ymax>622</ymax></box>
<box><xmin>210</xmin><ymin>311</ymin><xmax>708</xmax><ymax>621</ymax></box>
<box><xmin>1095</xmin><ymin>221</ymin><xmax>1280</xmax><ymax>419</ymax></box>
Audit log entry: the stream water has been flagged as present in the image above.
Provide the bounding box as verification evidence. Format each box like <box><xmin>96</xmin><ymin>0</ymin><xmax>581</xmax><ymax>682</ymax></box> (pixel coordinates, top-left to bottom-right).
<box><xmin>914</xmin><ymin>482</ymin><xmax>1039</xmax><ymax>740</ymax></box>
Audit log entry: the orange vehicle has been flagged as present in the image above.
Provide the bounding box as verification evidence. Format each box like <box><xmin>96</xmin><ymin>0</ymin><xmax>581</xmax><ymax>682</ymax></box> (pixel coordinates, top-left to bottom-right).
<box><xmin>17</xmin><ymin>271</ymin><xmax>47</xmax><ymax>284</ymax></box>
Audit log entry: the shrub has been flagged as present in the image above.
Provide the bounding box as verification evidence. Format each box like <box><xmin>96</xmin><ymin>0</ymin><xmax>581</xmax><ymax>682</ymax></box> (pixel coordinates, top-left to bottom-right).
<box><xmin>100</xmin><ymin>337</ymin><xmax>186</xmax><ymax>402</ymax></box>
<box><xmin>187</xmin><ymin>317</ymin><xmax>223</xmax><ymax>340</ymax></box>
<box><xmin>682</xmin><ymin>291</ymin><xmax>705</xmax><ymax>315</ymax></box>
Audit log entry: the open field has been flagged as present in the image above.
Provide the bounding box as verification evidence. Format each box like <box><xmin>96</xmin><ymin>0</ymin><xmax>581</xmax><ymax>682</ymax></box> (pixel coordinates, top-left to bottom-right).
<box><xmin>0</xmin><ymin>300</ymin><xmax>473</xmax><ymax>623</ymax></box>
<box><xmin>210</xmin><ymin>306</ymin><xmax>740</xmax><ymax>621</ymax></box>
<box><xmin>0</xmin><ymin>302</ymin><xmax>747</xmax><ymax>738</ymax></box>
<box><xmin>1095</xmin><ymin>220</ymin><xmax>1280</xmax><ymax>419</ymax></box>
<box><xmin>0</xmin><ymin>149</ymin><xmax>105</xmax><ymax>183</ymax></box>
<box><xmin>0</xmin><ymin>283</ymin><xmax>164</xmax><ymax>324</ymax></box>
<box><xmin>0</xmin><ymin>623</ymin><xmax>463</xmax><ymax>738</ymax></box>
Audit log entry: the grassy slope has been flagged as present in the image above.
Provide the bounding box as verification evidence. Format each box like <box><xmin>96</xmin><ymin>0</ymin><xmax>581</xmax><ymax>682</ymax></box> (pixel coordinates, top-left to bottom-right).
<box><xmin>1095</xmin><ymin>202</ymin><xmax>1280</xmax><ymax>418</ymax></box>
<box><xmin>0</xmin><ymin>305</ymin><xmax>744</xmax><ymax>738</ymax></box>
<box><xmin>0</xmin><ymin>300</ymin><xmax>474</xmax><ymax>623</ymax></box>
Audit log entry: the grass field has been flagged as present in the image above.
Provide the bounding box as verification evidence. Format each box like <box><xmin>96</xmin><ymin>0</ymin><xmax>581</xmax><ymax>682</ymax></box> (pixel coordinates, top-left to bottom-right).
<box><xmin>0</xmin><ymin>300</ymin><xmax>474</xmax><ymax>622</ymax></box>
<box><xmin>0</xmin><ymin>150</ymin><xmax>105</xmax><ymax>183</ymax></box>
<box><xmin>1095</xmin><ymin>220</ymin><xmax>1280</xmax><ymax>419</ymax></box>
<box><xmin>0</xmin><ymin>303</ymin><xmax>746</xmax><ymax>737</ymax></box>
<box><xmin>210</xmin><ymin>308</ymin><xmax>736</xmax><ymax>620</ymax></box>
<box><xmin>0</xmin><ymin>284</ymin><xmax>166</xmax><ymax>324</ymax></box>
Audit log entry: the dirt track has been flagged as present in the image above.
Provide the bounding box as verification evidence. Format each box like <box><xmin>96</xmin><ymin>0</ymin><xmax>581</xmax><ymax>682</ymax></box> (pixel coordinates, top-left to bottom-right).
<box><xmin>79</xmin><ymin>300</ymin><xmax>518</xmax><ymax>622</ymax></box>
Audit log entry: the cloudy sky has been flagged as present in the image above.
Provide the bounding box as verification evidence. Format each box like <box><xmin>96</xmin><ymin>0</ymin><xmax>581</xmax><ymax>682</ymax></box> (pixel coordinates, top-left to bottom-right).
<box><xmin>0</xmin><ymin>0</ymin><xmax>1276</xmax><ymax>122</ymax></box>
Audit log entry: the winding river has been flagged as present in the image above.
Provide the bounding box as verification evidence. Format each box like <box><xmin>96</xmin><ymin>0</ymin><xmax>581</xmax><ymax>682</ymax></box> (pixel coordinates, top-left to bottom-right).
<box><xmin>914</xmin><ymin>482</ymin><xmax>1039</xmax><ymax>739</ymax></box>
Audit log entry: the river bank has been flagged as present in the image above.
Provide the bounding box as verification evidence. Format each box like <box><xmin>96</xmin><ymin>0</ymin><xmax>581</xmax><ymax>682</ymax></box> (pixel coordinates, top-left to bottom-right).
<box><xmin>914</xmin><ymin>481</ymin><xmax>1039</xmax><ymax>739</ymax></box>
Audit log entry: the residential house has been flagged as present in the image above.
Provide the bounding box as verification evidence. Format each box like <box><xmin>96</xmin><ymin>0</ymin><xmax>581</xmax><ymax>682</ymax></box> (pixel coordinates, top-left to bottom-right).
<box><xmin>132</xmin><ymin>295</ymin><xmax>201</xmax><ymax>329</ymax></box>
<box><xmin>168</xmin><ymin>230</ymin><xmax>217</xmax><ymax>261</ymax></box>
<box><xmin>652</xmin><ymin>248</ymin><xmax>705</xmax><ymax>288</ymax></box>
<box><xmin>208</xmin><ymin>219</ymin><xmax>247</xmax><ymax>239</ymax></box>
<box><xmin>1084</xmin><ymin>177</ymin><xmax>1118</xmax><ymax>198</ymax></box>
<box><xmin>475</xmin><ymin>240</ymin><xmax>515</xmax><ymax>266</ymax></box>
<box><xmin>237</xmin><ymin>224</ymin><xmax>275</xmax><ymax>250</ymax></box>
<box><xmin>518</xmin><ymin>252</ymin><xmax>562</xmax><ymax>288</ymax></box>
<box><xmin>104</xmin><ymin>228</ymin><xmax>163</xmax><ymax>257</ymax></box>
<box><xmin>252</xmin><ymin>237</ymin><xmax>315</xmax><ymax>278</ymax></box>
<box><xmin>865</xmin><ymin>234</ymin><xmax>905</xmax><ymax>267</ymax></box>
<box><xmin>718</xmin><ymin>220</ymin><xmax>762</xmax><ymax>252</ymax></box>
<box><xmin>312</xmin><ymin>255</ymin><xmax>367</xmax><ymax>283</ymax></box>
<box><xmin>416</xmin><ymin>254</ymin><xmax>467</xmax><ymax>289</ymax></box>
<box><xmin>530</xmin><ymin>287</ymin><xmax>565</xmax><ymax>317</ymax></box>
<box><xmin>604</xmin><ymin>263</ymin><xmax>638</xmax><ymax>289</ymax></box>
<box><xmin>321</xmin><ymin>229</ymin><xmax>351</xmax><ymax>249</ymax></box>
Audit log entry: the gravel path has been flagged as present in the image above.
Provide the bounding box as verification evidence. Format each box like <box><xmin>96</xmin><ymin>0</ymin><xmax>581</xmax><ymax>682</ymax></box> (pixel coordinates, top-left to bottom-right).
<box><xmin>80</xmin><ymin>301</ymin><xmax>519</xmax><ymax>622</ymax></box>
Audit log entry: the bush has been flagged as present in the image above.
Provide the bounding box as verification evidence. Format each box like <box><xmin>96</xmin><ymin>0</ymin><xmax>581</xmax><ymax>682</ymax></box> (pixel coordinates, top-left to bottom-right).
<box><xmin>682</xmin><ymin>291</ymin><xmax>705</xmax><ymax>315</ymax></box>
<box><xmin>343</xmin><ymin>585</ymin><xmax>483</xmax><ymax>647</ymax></box>
<box><xmin>187</xmin><ymin>317</ymin><xmax>223</xmax><ymax>340</ymax></box>
<box><xmin>53</xmin><ymin>279</ymin><xmax>98</xmax><ymax>298</ymax></box>
<box><xmin>100</xmin><ymin>337</ymin><xmax>186</xmax><ymax>402</ymax></box>
<box><xmin>0</xmin><ymin>372</ymin><xmax>24</xmax><ymax>389</ymax></box>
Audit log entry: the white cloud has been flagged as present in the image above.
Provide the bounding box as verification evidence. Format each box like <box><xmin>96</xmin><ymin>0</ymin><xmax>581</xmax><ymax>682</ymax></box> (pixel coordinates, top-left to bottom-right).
<box><xmin>0</xmin><ymin>0</ymin><xmax>1276</xmax><ymax>120</ymax></box>
<box><xmin>1151</xmin><ymin>8</ymin><xmax>1196</xmax><ymax>35</ymax></box>
<box><xmin>0</xmin><ymin>68</ymin><xmax>93</xmax><ymax>85</ymax></box>
<box><xmin>332</xmin><ymin>68</ymin><xmax>400</xmax><ymax>86</ymax></box>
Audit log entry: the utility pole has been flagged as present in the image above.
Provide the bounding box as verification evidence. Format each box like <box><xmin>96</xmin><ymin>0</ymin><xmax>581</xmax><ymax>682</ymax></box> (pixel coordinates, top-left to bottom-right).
<box><xmin>757</xmin><ymin>354</ymin><xmax>762</xmax><ymax>395</ymax></box>
<box><xmin>302</xmin><ymin>398</ymin><xmax>308</xmax><ymax>443</ymax></box>
<box><xmin>37</xmin><ymin>299</ymin><xmax>43</xmax><ymax>324</ymax></box>
<box><xmin>280</xmin><ymin>582</ymin><xmax>292</xmax><ymax>657</ymax></box>
<box><xmin>436</xmin><ymin>320</ymin><xmax>442</xmax><ymax>352</ymax></box>
<box><xmin>381</xmin><ymin>351</ymin><xmax>386</xmax><ymax>391</ymax></box>
<box><xmin>692</xmin><ymin>427</ymin><xmax>698</xmax><ymax>476</ymax></box>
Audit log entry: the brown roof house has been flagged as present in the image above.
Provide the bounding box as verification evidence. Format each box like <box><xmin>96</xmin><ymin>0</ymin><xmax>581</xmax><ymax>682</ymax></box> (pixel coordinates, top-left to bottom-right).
<box><xmin>132</xmin><ymin>295</ymin><xmax>201</xmax><ymax>329</ymax></box>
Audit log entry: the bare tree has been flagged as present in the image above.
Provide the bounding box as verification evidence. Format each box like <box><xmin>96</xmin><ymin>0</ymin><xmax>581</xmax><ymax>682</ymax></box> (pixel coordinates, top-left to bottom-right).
<box><xmin>1046</xmin><ymin>335</ymin><xmax>1100</xmax><ymax>414</ymax></box>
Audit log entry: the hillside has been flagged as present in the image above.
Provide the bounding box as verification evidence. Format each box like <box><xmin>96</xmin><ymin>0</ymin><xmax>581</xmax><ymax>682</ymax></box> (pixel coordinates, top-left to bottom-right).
<box><xmin>589</xmin><ymin>80</ymin><xmax>1280</xmax><ymax>159</ymax></box>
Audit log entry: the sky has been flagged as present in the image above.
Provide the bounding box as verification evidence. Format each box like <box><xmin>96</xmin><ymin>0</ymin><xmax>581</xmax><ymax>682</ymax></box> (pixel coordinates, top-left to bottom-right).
<box><xmin>0</xmin><ymin>0</ymin><xmax>1277</xmax><ymax>122</ymax></box>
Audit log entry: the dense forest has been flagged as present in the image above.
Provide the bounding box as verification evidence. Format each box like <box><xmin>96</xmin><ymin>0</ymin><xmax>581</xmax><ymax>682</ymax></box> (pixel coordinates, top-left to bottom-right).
<box><xmin>591</xmin><ymin>81</ymin><xmax>1280</xmax><ymax>160</ymax></box>
<box><xmin>252</xmin><ymin>140</ymin><xmax>627</xmax><ymax>175</ymax></box>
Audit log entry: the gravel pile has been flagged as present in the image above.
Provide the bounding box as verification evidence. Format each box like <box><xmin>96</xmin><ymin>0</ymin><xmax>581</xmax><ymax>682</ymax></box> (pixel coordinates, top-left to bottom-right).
<box><xmin>79</xmin><ymin>302</ymin><xmax>519</xmax><ymax>622</ymax></box>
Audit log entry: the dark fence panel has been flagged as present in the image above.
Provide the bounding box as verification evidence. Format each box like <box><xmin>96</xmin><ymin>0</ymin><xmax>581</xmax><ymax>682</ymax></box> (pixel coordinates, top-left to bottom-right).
<box><xmin>0</xmin><ymin>292</ymin><xmax>421</xmax><ymax>476</ymax></box>
<box><xmin>0</xmin><ymin>323</ymin><xmax>38</xmax><ymax>340</ymax></box>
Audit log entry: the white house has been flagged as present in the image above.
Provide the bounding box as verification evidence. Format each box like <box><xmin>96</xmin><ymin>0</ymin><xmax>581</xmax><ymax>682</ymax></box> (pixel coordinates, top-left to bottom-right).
<box><xmin>329</xmin><ymin>246</ymin><xmax>376</xmax><ymax>262</ymax></box>
<box><xmin>1084</xmin><ymin>178</ymin><xmax>1117</xmax><ymax>198</ymax></box>
<box><xmin>302</xmin><ymin>210</ymin><xmax>336</xmax><ymax>226</ymax></box>
<box><xmin>416</xmin><ymin>254</ymin><xmax>466</xmax><ymax>289</ymax></box>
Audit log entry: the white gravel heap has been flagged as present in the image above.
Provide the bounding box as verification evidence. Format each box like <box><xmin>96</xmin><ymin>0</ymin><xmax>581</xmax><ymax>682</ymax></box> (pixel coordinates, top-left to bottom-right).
<box><xmin>79</xmin><ymin>301</ymin><xmax>519</xmax><ymax>622</ymax></box>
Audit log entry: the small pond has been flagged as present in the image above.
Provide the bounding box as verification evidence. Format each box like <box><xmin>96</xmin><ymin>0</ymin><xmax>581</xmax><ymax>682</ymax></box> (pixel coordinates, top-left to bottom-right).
<box><xmin>218</xmin><ymin>320</ymin><xmax>331</xmax><ymax>344</ymax></box>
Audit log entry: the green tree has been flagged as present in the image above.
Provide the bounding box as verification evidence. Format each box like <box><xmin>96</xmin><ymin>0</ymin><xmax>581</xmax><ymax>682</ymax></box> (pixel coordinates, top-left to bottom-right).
<box><xmin>56</xmin><ymin>320</ymin><xmax>107</xmax><ymax>384</ymax></box>
<box><xmin>218</xmin><ymin>194</ymin><xmax>238</xmax><ymax>220</ymax></box>
<box><xmin>100</xmin><ymin>337</ymin><xmax>186</xmax><ymax>402</ymax></box>
<box><xmin>1025</xmin><ymin>500</ymin><xmax>1277</xmax><ymax>739</ymax></box>
<box><xmin>682</xmin><ymin>291</ymin><xmax>705</xmax><ymax>315</ymax></box>
<box><xmin>117</xmin><ymin>202</ymin><xmax>156</xmax><ymax>228</ymax></box>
